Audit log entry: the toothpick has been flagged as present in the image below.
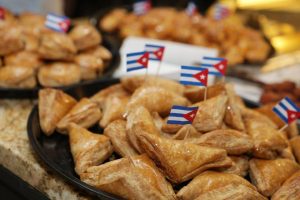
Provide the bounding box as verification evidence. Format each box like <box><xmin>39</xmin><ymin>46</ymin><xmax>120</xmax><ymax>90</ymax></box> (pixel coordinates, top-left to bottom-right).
<box><xmin>155</xmin><ymin>61</ymin><xmax>162</xmax><ymax>77</ymax></box>
<box><xmin>279</xmin><ymin>124</ymin><xmax>288</xmax><ymax>132</ymax></box>
<box><xmin>144</xmin><ymin>67</ymin><xmax>148</xmax><ymax>81</ymax></box>
<box><xmin>204</xmin><ymin>86</ymin><xmax>207</xmax><ymax>101</ymax></box>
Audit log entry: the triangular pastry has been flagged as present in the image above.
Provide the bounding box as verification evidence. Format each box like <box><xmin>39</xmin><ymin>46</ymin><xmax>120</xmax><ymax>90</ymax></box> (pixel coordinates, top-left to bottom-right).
<box><xmin>218</xmin><ymin>156</ymin><xmax>249</xmax><ymax>177</ymax></box>
<box><xmin>69</xmin><ymin>123</ymin><xmax>113</xmax><ymax>175</ymax></box>
<box><xmin>80</xmin><ymin>154</ymin><xmax>176</xmax><ymax>200</ymax></box>
<box><xmin>104</xmin><ymin>119</ymin><xmax>138</xmax><ymax>157</ymax></box>
<box><xmin>172</xmin><ymin>125</ymin><xmax>201</xmax><ymax>140</ymax></box>
<box><xmin>56</xmin><ymin>98</ymin><xmax>102</xmax><ymax>134</ymax></box>
<box><xmin>137</xmin><ymin>132</ymin><xmax>232</xmax><ymax>183</ymax></box>
<box><xmin>38</xmin><ymin>88</ymin><xmax>77</xmax><ymax>136</ymax></box>
<box><xmin>249</xmin><ymin>158</ymin><xmax>300</xmax><ymax>196</ymax></box>
<box><xmin>192</xmin><ymin>94</ymin><xmax>228</xmax><ymax>132</ymax></box>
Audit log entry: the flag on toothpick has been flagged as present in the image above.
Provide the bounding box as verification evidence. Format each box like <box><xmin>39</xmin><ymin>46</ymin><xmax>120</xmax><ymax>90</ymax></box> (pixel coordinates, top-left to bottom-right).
<box><xmin>180</xmin><ymin>66</ymin><xmax>208</xmax><ymax>86</ymax></box>
<box><xmin>273</xmin><ymin>97</ymin><xmax>300</xmax><ymax>125</ymax></box>
<box><xmin>0</xmin><ymin>7</ymin><xmax>5</xmax><ymax>20</ymax></box>
<box><xmin>45</xmin><ymin>13</ymin><xmax>71</xmax><ymax>33</ymax></box>
<box><xmin>201</xmin><ymin>56</ymin><xmax>228</xmax><ymax>77</ymax></box>
<box><xmin>186</xmin><ymin>1</ymin><xmax>198</xmax><ymax>16</ymax></box>
<box><xmin>126</xmin><ymin>51</ymin><xmax>149</xmax><ymax>72</ymax></box>
<box><xmin>167</xmin><ymin>105</ymin><xmax>198</xmax><ymax>125</ymax></box>
<box><xmin>133</xmin><ymin>0</ymin><xmax>151</xmax><ymax>15</ymax></box>
<box><xmin>214</xmin><ymin>3</ymin><xmax>230</xmax><ymax>20</ymax></box>
<box><xmin>145</xmin><ymin>44</ymin><xmax>165</xmax><ymax>61</ymax></box>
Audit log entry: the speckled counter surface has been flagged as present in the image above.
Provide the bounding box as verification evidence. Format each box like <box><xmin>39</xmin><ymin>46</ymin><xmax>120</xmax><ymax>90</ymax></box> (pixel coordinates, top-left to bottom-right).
<box><xmin>0</xmin><ymin>99</ymin><xmax>89</xmax><ymax>200</ymax></box>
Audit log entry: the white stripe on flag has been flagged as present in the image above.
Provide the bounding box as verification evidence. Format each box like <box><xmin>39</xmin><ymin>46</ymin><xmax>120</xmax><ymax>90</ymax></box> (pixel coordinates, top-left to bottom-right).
<box><xmin>180</xmin><ymin>76</ymin><xmax>198</xmax><ymax>82</ymax></box>
<box><xmin>45</xmin><ymin>21</ymin><xmax>61</xmax><ymax>30</ymax></box>
<box><xmin>127</xmin><ymin>54</ymin><xmax>142</xmax><ymax>62</ymax></box>
<box><xmin>47</xmin><ymin>15</ymin><xmax>64</xmax><ymax>23</ymax></box>
<box><xmin>274</xmin><ymin>104</ymin><xmax>287</xmax><ymax>117</ymax></box>
<box><xmin>282</xmin><ymin>99</ymin><xmax>297</xmax><ymax>111</ymax></box>
<box><xmin>170</xmin><ymin>109</ymin><xmax>190</xmax><ymax>114</ymax></box>
<box><xmin>167</xmin><ymin>116</ymin><xmax>188</xmax><ymax>122</ymax></box>
<box><xmin>127</xmin><ymin>62</ymin><xmax>142</xmax><ymax>68</ymax></box>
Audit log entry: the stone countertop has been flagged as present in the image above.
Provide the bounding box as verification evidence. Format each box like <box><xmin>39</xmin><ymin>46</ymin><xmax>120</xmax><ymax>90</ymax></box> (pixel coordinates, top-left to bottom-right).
<box><xmin>0</xmin><ymin>99</ymin><xmax>89</xmax><ymax>200</ymax></box>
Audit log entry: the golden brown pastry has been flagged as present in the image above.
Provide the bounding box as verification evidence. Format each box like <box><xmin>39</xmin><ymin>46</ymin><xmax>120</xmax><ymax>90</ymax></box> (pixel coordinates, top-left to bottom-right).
<box><xmin>224</xmin><ymin>84</ymin><xmax>245</xmax><ymax>131</ymax></box>
<box><xmin>74</xmin><ymin>53</ymin><xmax>104</xmax><ymax>80</ymax></box>
<box><xmin>0</xmin><ymin>23</ymin><xmax>24</xmax><ymax>55</ymax></box>
<box><xmin>38</xmin><ymin>62</ymin><xmax>81</xmax><ymax>87</ymax></box>
<box><xmin>4</xmin><ymin>51</ymin><xmax>42</xmax><ymax>69</ymax></box>
<box><xmin>104</xmin><ymin>120</ymin><xmax>138</xmax><ymax>157</ymax></box>
<box><xmin>244</xmin><ymin>112</ymin><xmax>287</xmax><ymax>159</ymax></box>
<box><xmin>18</xmin><ymin>12</ymin><xmax>45</xmax><ymax>28</ymax></box>
<box><xmin>272</xmin><ymin>170</ymin><xmax>300</xmax><ymax>200</ymax></box>
<box><xmin>177</xmin><ymin>171</ymin><xmax>258</xmax><ymax>200</ymax></box>
<box><xmin>152</xmin><ymin>112</ymin><xmax>165</xmax><ymax>133</ymax></box>
<box><xmin>161</xmin><ymin>122</ymin><xmax>183</xmax><ymax>134</ymax></box>
<box><xmin>242</xmin><ymin>108</ymin><xmax>278</xmax><ymax>129</ymax></box>
<box><xmin>121</xmin><ymin>75</ymin><xmax>185</xmax><ymax>94</ymax></box>
<box><xmin>99</xmin><ymin>92</ymin><xmax>129</xmax><ymax>128</ymax></box>
<box><xmin>38</xmin><ymin>88</ymin><xmax>77</xmax><ymax>136</ymax></box>
<box><xmin>82</xmin><ymin>45</ymin><xmax>112</xmax><ymax>64</ymax></box>
<box><xmin>20</xmin><ymin>26</ymin><xmax>40</xmax><ymax>51</ymax></box>
<box><xmin>290</xmin><ymin>136</ymin><xmax>300</xmax><ymax>163</ymax></box>
<box><xmin>280</xmin><ymin>143</ymin><xmax>296</xmax><ymax>161</ymax></box>
<box><xmin>99</xmin><ymin>8</ymin><xmax>128</xmax><ymax>32</ymax></box>
<box><xmin>0</xmin><ymin>65</ymin><xmax>36</xmax><ymax>88</ymax></box>
<box><xmin>218</xmin><ymin>156</ymin><xmax>249</xmax><ymax>177</ymax></box>
<box><xmin>249</xmin><ymin>158</ymin><xmax>300</xmax><ymax>197</ymax></box>
<box><xmin>90</xmin><ymin>84</ymin><xmax>128</xmax><ymax>107</ymax></box>
<box><xmin>137</xmin><ymin>132</ymin><xmax>232</xmax><ymax>183</ymax></box>
<box><xmin>125</xmin><ymin>86</ymin><xmax>189</xmax><ymax>117</ymax></box>
<box><xmin>38</xmin><ymin>31</ymin><xmax>76</xmax><ymax>60</ymax></box>
<box><xmin>56</xmin><ymin>98</ymin><xmax>102</xmax><ymax>134</ymax></box>
<box><xmin>192</xmin><ymin>94</ymin><xmax>228</xmax><ymax>132</ymax></box>
<box><xmin>69</xmin><ymin>24</ymin><xmax>101</xmax><ymax>51</ymax></box>
<box><xmin>126</xmin><ymin>106</ymin><xmax>160</xmax><ymax>153</ymax></box>
<box><xmin>172</xmin><ymin>124</ymin><xmax>201</xmax><ymax>140</ymax></box>
<box><xmin>69</xmin><ymin>123</ymin><xmax>113</xmax><ymax>175</ymax></box>
<box><xmin>80</xmin><ymin>154</ymin><xmax>176</xmax><ymax>200</ymax></box>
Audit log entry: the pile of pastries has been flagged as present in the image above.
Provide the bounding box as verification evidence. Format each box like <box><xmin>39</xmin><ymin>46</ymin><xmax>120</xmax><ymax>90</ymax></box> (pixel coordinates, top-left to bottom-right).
<box><xmin>38</xmin><ymin>75</ymin><xmax>300</xmax><ymax>200</ymax></box>
<box><xmin>0</xmin><ymin>9</ymin><xmax>112</xmax><ymax>89</ymax></box>
<box><xmin>100</xmin><ymin>7</ymin><xmax>271</xmax><ymax>66</ymax></box>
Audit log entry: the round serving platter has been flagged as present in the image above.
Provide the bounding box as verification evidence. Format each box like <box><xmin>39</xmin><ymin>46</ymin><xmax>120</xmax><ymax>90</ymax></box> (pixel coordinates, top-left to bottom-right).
<box><xmin>27</xmin><ymin>77</ymin><xmax>273</xmax><ymax>199</ymax></box>
<box><xmin>0</xmin><ymin>36</ymin><xmax>120</xmax><ymax>99</ymax></box>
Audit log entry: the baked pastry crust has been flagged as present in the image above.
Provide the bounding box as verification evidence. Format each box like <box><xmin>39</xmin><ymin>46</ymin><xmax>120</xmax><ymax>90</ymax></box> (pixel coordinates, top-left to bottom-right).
<box><xmin>0</xmin><ymin>65</ymin><xmax>36</xmax><ymax>88</ymax></box>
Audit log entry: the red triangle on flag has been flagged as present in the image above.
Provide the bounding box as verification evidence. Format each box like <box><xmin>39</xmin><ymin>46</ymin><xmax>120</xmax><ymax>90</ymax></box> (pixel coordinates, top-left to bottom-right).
<box><xmin>153</xmin><ymin>47</ymin><xmax>165</xmax><ymax>60</ymax></box>
<box><xmin>137</xmin><ymin>52</ymin><xmax>149</xmax><ymax>68</ymax></box>
<box><xmin>193</xmin><ymin>69</ymin><xmax>209</xmax><ymax>86</ymax></box>
<box><xmin>287</xmin><ymin>110</ymin><xmax>300</xmax><ymax>123</ymax></box>
<box><xmin>59</xmin><ymin>19</ymin><xmax>70</xmax><ymax>32</ymax></box>
<box><xmin>0</xmin><ymin>7</ymin><xmax>5</xmax><ymax>20</ymax></box>
<box><xmin>183</xmin><ymin>109</ymin><xmax>198</xmax><ymax>122</ymax></box>
<box><xmin>214</xmin><ymin>59</ymin><xmax>227</xmax><ymax>75</ymax></box>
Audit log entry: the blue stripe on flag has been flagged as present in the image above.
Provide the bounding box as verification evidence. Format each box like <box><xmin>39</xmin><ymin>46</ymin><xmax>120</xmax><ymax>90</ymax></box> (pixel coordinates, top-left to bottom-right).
<box><xmin>127</xmin><ymin>52</ymin><xmax>145</xmax><ymax>56</ymax></box>
<box><xmin>167</xmin><ymin>120</ymin><xmax>191</xmax><ymax>125</ymax></box>
<box><xmin>180</xmin><ymin>81</ymin><xmax>204</xmax><ymax>86</ymax></box>
<box><xmin>285</xmin><ymin>97</ymin><xmax>299</xmax><ymax>111</ymax></box>
<box><xmin>127</xmin><ymin>66</ymin><xmax>145</xmax><ymax>72</ymax></box>
<box><xmin>127</xmin><ymin>60</ymin><xmax>139</xmax><ymax>64</ymax></box>
<box><xmin>180</xmin><ymin>73</ymin><xmax>194</xmax><ymax>77</ymax></box>
<box><xmin>145</xmin><ymin>44</ymin><xmax>164</xmax><ymax>48</ymax></box>
<box><xmin>273</xmin><ymin>107</ymin><xmax>288</xmax><ymax>123</ymax></box>
<box><xmin>171</xmin><ymin>105</ymin><xmax>198</xmax><ymax>110</ymax></box>
<box><xmin>203</xmin><ymin>57</ymin><xmax>224</xmax><ymax>61</ymax></box>
<box><xmin>149</xmin><ymin>58</ymin><xmax>160</xmax><ymax>61</ymax></box>
<box><xmin>181</xmin><ymin>66</ymin><xmax>207</xmax><ymax>71</ymax></box>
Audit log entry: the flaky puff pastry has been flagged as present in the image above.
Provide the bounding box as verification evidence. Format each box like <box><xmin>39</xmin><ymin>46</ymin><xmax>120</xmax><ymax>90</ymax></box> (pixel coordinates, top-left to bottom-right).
<box><xmin>0</xmin><ymin>23</ymin><xmax>24</xmax><ymax>56</ymax></box>
<box><xmin>82</xmin><ymin>45</ymin><xmax>112</xmax><ymax>64</ymax></box>
<box><xmin>38</xmin><ymin>31</ymin><xmax>76</xmax><ymax>60</ymax></box>
<box><xmin>244</xmin><ymin>112</ymin><xmax>287</xmax><ymax>159</ymax></box>
<box><xmin>56</xmin><ymin>98</ymin><xmax>102</xmax><ymax>134</ymax></box>
<box><xmin>121</xmin><ymin>75</ymin><xmax>185</xmax><ymax>94</ymax></box>
<box><xmin>177</xmin><ymin>171</ymin><xmax>259</xmax><ymax>200</ymax></box>
<box><xmin>249</xmin><ymin>158</ymin><xmax>300</xmax><ymax>197</ymax></box>
<box><xmin>172</xmin><ymin>124</ymin><xmax>201</xmax><ymax>140</ymax></box>
<box><xmin>38</xmin><ymin>88</ymin><xmax>77</xmax><ymax>136</ymax></box>
<box><xmin>4</xmin><ymin>51</ymin><xmax>42</xmax><ymax>70</ymax></box>
<box><xmin>80</xmin><ymin>154</ymin><xmax>176</xmax><ymax>200</ymax></box>
<box><xmin>192</xmin><ymin>94</ymin><xmax>228</xmax><ymax>132</ymax></box>
<box><xmin>184</xmin><ymin>82</ymin><xmax>226</xmax><ymax>103</ymax></box>
<box><xmin>38</xmin><ymin>62</ymin><xmax>81</xmax><ymax>87</ymax></box>
<box><xmin>74</xmin><ymin>53</ymin><xmax>104</xmax><ymax>80</ymax></box>
<box><xmin>69</xmin><ymin>24</ymin><xmax>101</xmax><ymax>51</ymax></box>
<box><xmin>126</xmin><ymin>106</ymin><xmax>160</xmax><ymax>153</ymax></box>
<box><xmin>189</xmin><ymin>129</ymin><xmax>253</xmax><ymax>155</ymax></box>
<box><xmin>18</xmin><ymin>12</ymin><xmax>45</xmax><ymax>28</ymax></box>
<box><xmin>218</xmin><ymin>156</ymin><xmax>249</xmax><ymax>177</ymax></box>
<box><xmin>99</xmin><ymin>92</ymin><xmax>129</xmax><ymax>128</ymax></box>
<box><xmin>90</xmin><ymin>84</ymin><xmax>128</xmax><ymax>108</ymax></box>
<box><xmin>137</xmin><ymin>132</ymin><xmax>232</xmax><ymax>183</ymax></box>
<box><xmin>0</xmin><ymin>66</ymin><xmax>36</xmax><ymax>88</ymax></box>
<box><xmin>99</xmin><ymin>8</ymin><xmax>128</xmax><ymax>32</ymax></box>
<box><xmin>224</xmin><ymin>84</ymin><xmax>245</xmax><ymax>131</ymax></box>
<box><xmin>104</xmin><ymin>120</ymin><xmax>138</xmax><ymax>157</ymax></box>
<box><xmin>272</xmin><ymin>170</ymin><xmax>300</xmax><ymax>200</ymax></box>
<box><xmin>69</xmin><ymin>123</ymin><xmax>113</xmax><ymax>175</ymax></box>
<box><xmin>290</xmin><ymin>136</ymin><xmax>300</xmax><ymax>163</ymax></box>
<box><xmin>125</xmin><ymin>86</ymin><xmax>189</xmax><ymax>117</ymax></box>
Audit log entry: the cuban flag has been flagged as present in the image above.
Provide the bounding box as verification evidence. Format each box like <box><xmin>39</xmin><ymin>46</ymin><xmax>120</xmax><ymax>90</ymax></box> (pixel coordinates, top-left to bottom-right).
<box><xmin>0</xmin><ymin>7</ymin><xmax>5</xmax><ymax>20</ymax></box>
<box><xmin>186</xmin><ymin>1</ymin><xmax>198</xmax><ymax>16</ymax></box>
<box><xmin>201</xmin><ymin>56</ymin><xmax>227</xmax><ymax>77</ymax></box>
<box><xmin>126</xmin><ymin>51</ymin><xmax>149</xmax><ymax>72</ymax></box>
<box><xmin>180</xmin><ymin>66</ymin><xmax>208</xmax><ymax>86</ymax></box>
<box><xmin>214</xmin><ymin>3</ymin><xmax>230</xmax><ymax>20</ymax></box>
<box><xmin>273</xmin><ymin>97</ymin><xmax>300</xmax><ymax>124</ymax></box>
<box><xmin>145</xmin><ymin>44</ymin><xmax>165</xmax><ymax>61</ymax></box>
<box><xmin>133</xmin><ymin>0</ymin><xmax>151</xmax><ymax>15</ymax></box>
<box><xmin>167</xmin><ymin>106</ymin><xmax>198</xmax><ymax>125</ymax></box>
<box><xmin>45</xmin><ymin>13</ymin><xmax>71</xmax><ymax>33</ymax></box>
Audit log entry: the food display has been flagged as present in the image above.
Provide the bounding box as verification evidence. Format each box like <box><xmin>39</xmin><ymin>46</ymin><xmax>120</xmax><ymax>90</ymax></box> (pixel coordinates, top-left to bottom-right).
<box><xmin>0</xmin><ymin>10</ymin><xmax>113</xmax><ymax>89</ymax></box>
<box><xmin>36</xmin><ymin>75</ymin><xmax>300</xmax><ymax>199</ymax></box>
<box><xmin>99</xmin><ymin>8</ymin><xmax>271</xmax><ymax>66</ymax></box>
